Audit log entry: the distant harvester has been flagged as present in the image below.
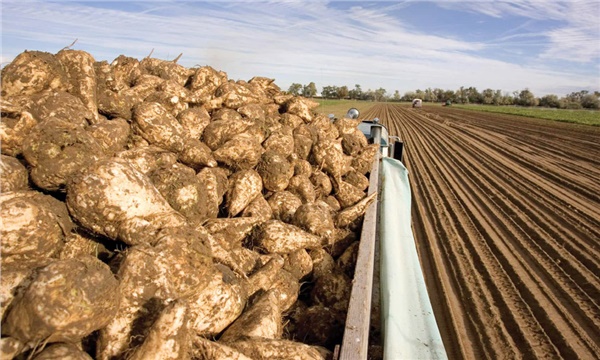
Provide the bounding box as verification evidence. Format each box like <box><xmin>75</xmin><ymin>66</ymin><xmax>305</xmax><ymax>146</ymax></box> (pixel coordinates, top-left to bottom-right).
<box><xmin>412</xmin><ymin>99</ymin><xmax>422</xmax><ymax>108</ymax></box>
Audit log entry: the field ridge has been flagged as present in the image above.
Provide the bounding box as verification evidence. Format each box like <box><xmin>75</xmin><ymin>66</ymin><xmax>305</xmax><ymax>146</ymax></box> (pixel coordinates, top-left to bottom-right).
<box><xmin>362</xmin><ymin>104</ymin><xmax>600</xmax><ymax>359</ymax></box>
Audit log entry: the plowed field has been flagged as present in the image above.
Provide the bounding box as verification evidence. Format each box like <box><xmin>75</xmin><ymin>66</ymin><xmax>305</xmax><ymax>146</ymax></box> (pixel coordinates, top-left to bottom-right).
<box><xmin>361</xmin><ymin>104</ymin><xmax>600</xmax><ymax>359</ymax></box>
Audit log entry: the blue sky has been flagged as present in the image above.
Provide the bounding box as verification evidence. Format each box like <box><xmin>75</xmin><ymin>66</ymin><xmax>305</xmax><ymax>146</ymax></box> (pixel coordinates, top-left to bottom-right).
<box><xmin>1</xmin><ymin>1</ymin><xmax>599</xmax><ymax>97</ymax></box>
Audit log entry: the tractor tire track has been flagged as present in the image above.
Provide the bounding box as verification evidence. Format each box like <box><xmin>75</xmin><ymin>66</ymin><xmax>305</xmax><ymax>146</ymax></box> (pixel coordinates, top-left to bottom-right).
<box><xmin>361</xmin><ymin>104</ymin><xmax>600</xmax><ymax>359</ymax></box>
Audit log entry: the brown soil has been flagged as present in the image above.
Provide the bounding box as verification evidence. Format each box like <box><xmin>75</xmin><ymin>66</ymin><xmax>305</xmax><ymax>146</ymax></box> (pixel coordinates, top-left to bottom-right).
<box><xmin>362</xmin><ymin>104</ymin><xmax>600</xmax><ymax>359</ymax></box>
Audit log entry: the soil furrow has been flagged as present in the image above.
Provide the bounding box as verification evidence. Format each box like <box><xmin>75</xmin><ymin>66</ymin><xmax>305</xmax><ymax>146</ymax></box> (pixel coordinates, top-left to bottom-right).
<box><xmin>431</xmin><ymin>115</ymin><xmax>600</xmax><ymax>287</ymax></box>
<box><xmin>399</xmin><ymin>109</ymin><xmax>567</xmax><ymax>358</ymax></box>
<box><xmin>416</xmin><ymin>116</ymin><xmax>600</xmax><ymax>356</ymax></box>
<box><xmin>381</xmin><ymin>106</ymin><xmax>512</xmax><ymax>358</ymax></box>
<box><xmin>385</xmin><ymin>106</ymin><xmax>536</xmax><ymax>358</ymax></box>
<box><xmin>424</xmin><ymin>110</ymin><xmax>600</xmax><ymax>192</ymax></box>
<box><xmin>417</xmin><ymin>113</ymin><xmax>600</xmax><ymax>299</ymax></box>
<box><xmin>360</xmin><ymin>103</ymin><xmax>600</xmax><ymax>359</ymax></box>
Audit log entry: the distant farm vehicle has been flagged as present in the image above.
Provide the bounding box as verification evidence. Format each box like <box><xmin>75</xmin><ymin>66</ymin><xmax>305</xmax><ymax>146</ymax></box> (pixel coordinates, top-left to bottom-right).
<box><xmin>412</xmin><ymin>99</ymin><xmax>422</xmax><ymax>108</ymax></box>
<box><xmin>443</xmin><ymin>100</ymin><xmax>452</xmax><ymax>106</ymax></box>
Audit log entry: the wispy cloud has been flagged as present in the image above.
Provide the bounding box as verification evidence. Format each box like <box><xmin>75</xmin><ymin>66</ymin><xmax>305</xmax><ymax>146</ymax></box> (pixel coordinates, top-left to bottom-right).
<box><xmin>444</xmin><ymin>0</ymin><xmax>600</xmax><ymax>62</ymax></box>
<box><xmin>1</xmin><ymin>0</ymin><xmax>598</xmax><ymax>96</ymax></box>
<box><xmin>540</xmin><ymin>1</ymin><xmax>600</xmax><ymax>62</ymax></box>
<box><xmin>458</xmin><ymin>0</ymin><xmax>570</xmax><ymax>20</ymax></box>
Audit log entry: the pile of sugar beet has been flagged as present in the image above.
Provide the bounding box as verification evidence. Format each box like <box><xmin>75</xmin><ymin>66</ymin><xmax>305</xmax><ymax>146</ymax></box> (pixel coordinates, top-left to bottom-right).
<box><xmin>0</xmin><ymin>49</ymin><xmax>380</xmax><ymax>360</ymax></box>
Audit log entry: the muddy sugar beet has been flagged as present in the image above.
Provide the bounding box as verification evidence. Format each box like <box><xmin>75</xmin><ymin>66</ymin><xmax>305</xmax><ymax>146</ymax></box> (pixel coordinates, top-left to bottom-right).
<box><xmin>0</xmin><ymin>49</ymin><xmax>377</xmax><ymax>359</ymax></box>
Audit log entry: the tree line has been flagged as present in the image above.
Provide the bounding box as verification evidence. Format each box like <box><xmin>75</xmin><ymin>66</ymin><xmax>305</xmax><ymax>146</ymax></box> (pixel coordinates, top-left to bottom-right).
<box><xmin>287</xmin><ymin>83</ymin><xmax>600</xmax><ymax>110</ymax></box>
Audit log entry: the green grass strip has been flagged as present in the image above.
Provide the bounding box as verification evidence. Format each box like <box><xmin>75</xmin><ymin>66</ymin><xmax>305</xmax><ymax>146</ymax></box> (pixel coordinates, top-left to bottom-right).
<box><xmin>315</xmin><ymin>99</ymin><xmax>379</xmax><ymax>118</ymax></box>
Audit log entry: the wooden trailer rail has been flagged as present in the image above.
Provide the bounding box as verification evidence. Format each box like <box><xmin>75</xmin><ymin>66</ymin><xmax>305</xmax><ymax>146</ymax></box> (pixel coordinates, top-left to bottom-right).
<box><xmin>338</xmin><ymin>153</ymin><xmax>381</xmax><ymax>359</ymax></box>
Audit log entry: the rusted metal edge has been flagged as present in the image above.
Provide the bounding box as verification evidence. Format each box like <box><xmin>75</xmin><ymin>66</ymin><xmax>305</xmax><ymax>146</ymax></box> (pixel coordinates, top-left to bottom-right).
<box><xmin>339</xmin><ymin>154</ymin><xmax>381</xmax><ymax>360</ymax></box>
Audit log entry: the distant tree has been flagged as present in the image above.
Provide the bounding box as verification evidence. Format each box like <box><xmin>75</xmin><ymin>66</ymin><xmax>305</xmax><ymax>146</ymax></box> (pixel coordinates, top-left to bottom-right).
<box><xmin>581</xmin><ymin>93</ymin><xmax>600</xmax><ymax>109</ymax></box>
<box><xmin>539</xmin><ymin>94</ymin><xmax>561</xmax><ymax>108</ymax></box>
<box><xmin>493</xmin><ymin>90</ymin><xmax>503</xmax><ymax>105</ymax></box>
<box><xmin>563</xmin><ymin>90</ymin><xmax>599</xmax><ymax>108</ymax></box>
<box><xmin>433</xmin><ymin>88</ymin><xmax>445</xmax><ymax>102</ymax></box>
<box><xmin>424</xmin><ymin>88</ymin><xmax>437</xmax><ymax>102</ymax></box>
<box><xmin>566</xmin><ymin>90</ymin><xmax>589</xmax><ymax>103</ymax></box>
<box><xmin>560</xmin><ymin>98</ymin><xmax>582</xmax><ymax>109</ymax></box>
<box><xmin>503</xmin><ymin>92</ymin><xmax>515</xmax><ymax>105</ymax></box>
<box><xmin>288</xmin><ymin>83</ymin><xmax>302</xmax><ymax>96</ymax></box>
<box><xmin>523</xmin><ymin>90</ymin><xmax>537</xmax><ymax>106</ymax></box>
<box><xmin>321</xmin><ymin>85</ymin><xmax>339</xmax><ymax>99</ymax></box>
<box><xmin>393</xmin><ymin>90</ymin><xmax>401</xmax><ymax>101</ymax></box>
<box><xmin>456</xmin><ymin>86</ymin><xmax>468</xmax><ymax>104</ymax></box>
<box><xmin>465</xmin><ymin>87</ymin><xmax>482</xmax><ymax>104</ymax></box>
<box><xmin>402</xmin><ymin>91</ymin><xmax>416</xmax><ymax>102</ymax></box>
<box><xmin>363</xmin><ymin>89</ymin><xmax>376</xmax><ymax>101</ymax></box>
<box><xmin>415</xmin><ymin>89</ymin><xmax>426</xmax><ymax>101</ymax></box>
<box><xmin>482</xmin><ymin>88</ymin><xmax>494</xmax><ymax>105</ymax></box>
<box><xmin>348</xmin><ymin>84</ymin><xmax>363</xmax><ymax>100</ymax></box>
<box><xmin>302</xmin><ymin>82</ymin><xmax>317</xmax><ymax>98</ymax></box>
<box><xmin>517</xmin><ymin>89</ymin><xmax>538</xmax><ymax>107</ymax></box>
<box><xmin>338</xmin><ymin>85</ymin><xmax>349</xmax><ymax>99</ymax></box>
<box><xmin>443</xmin><ymin>90</ymin><xmax>456</xmax><ymax>103</ymax></box>
<box><xmin>374</xmin><ymin>88</ymin><xmax>387</xmax><ymax>102</ymax></box>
